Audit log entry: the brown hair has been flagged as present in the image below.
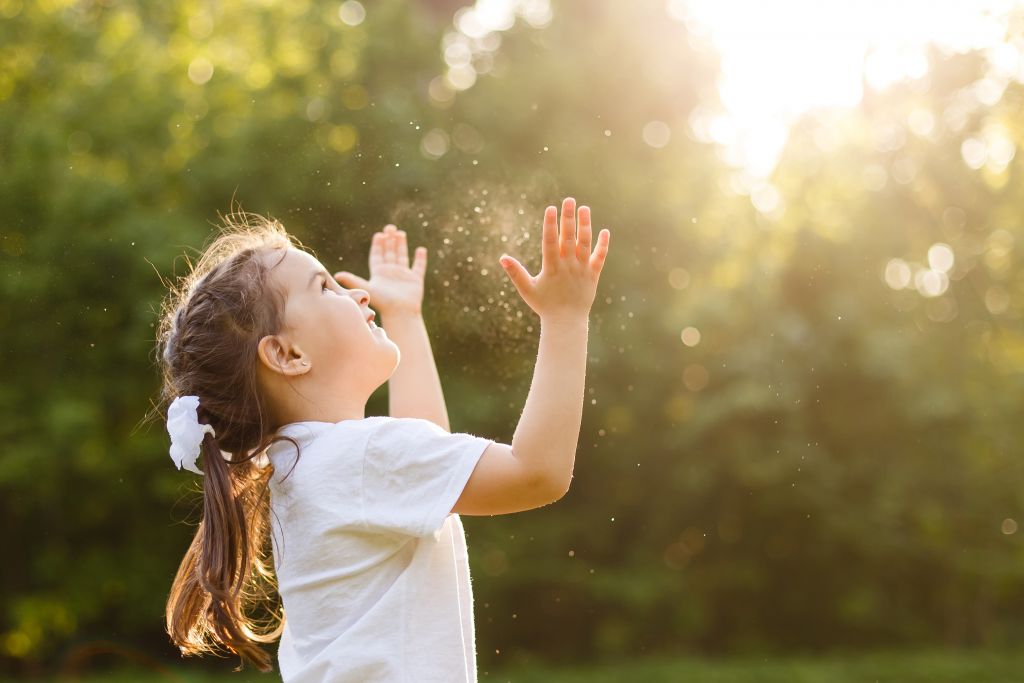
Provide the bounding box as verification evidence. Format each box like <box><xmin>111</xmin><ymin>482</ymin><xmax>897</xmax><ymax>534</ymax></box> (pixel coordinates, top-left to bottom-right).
<box><xmin>154</xmin><ymin>212</ymin><xmax>303</xmax><ymax>671</ymax></box>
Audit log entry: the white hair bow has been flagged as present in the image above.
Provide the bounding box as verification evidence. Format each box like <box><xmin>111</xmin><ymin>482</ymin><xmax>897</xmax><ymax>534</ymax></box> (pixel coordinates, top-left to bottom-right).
<box><xmin>167</xmin><ymin>395</ymin><xmax>216</xmax><ymax>475</ymax></box>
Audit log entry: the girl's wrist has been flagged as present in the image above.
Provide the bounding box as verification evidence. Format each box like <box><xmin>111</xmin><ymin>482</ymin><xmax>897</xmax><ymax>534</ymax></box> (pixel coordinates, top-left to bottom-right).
<box><xmin>379</xmin><ymin>304</ymin><xmax>423</xmax><ymax>319</ymax></box>
<box><xmin>540</xmin><ymin>312</ymin><xmax>589</xmax><ymax>329</ymax></box>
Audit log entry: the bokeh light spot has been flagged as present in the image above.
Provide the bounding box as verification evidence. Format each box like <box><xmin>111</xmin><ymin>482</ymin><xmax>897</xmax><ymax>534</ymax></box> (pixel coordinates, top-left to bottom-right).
<box><xmin>187</xmin><ymin>57</ymin><xmax>214</xmax><ymax>85</ymax></box>
<box><xmin>643</xmin><ymin>120</ymin><xmax>672</xmax><ymax>148</ymax></box>
<box><xmin>927</xmin><ymin>243</ymin><xmax>955</xmax><ymax>273</ymax></box>
<box><xmin>339</xmin><ymin>0</ymin><xmax>366</xmax><ymax>26</ymax></box>
<box><xmin>884</xmin><ymin>259</ymin><xmax>912</xmax><ymax>290</ymax></box>
<box><xmin>681</xmin><ymin>326</ymin><xmax>702</xmax><ymax>347</ymax></box>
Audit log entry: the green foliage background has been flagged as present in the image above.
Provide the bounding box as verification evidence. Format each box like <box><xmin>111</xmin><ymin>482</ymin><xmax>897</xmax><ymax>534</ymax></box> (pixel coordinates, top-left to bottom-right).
<box><xmin>2</xmin><ymin>0</ymin><xmax>1024</xmax><ymax>676</ymax></box>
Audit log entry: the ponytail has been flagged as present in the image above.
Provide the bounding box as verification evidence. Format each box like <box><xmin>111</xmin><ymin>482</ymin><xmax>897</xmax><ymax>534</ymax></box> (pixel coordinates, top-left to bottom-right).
<box><xmin>166</xmin><ymin>429</ymin><xmax>282</xmax><ymax>671</ymax></box>
<box><xmin>155</xmin><ymin>212</ymin><xmax>301</xmax><ymax>670</ymax></box>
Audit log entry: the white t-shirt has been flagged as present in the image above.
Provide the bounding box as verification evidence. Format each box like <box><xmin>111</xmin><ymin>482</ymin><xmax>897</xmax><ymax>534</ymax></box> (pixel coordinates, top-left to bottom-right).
<box><xmin>266</xmin><ymin>416</ymin><xmax>494</xmax><ymax>683</ymax></box>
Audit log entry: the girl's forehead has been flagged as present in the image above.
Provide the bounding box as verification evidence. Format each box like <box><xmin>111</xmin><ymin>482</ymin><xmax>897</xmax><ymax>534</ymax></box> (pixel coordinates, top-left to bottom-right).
<box><xmin>268</xmin><ymin>248</ymin><xmax>325</xmax><ymax>290</ymax></box>
<box><xmin>288</xmin><ymin>247</ymin><xmax>321</xmax><ymax>269</ymax></box>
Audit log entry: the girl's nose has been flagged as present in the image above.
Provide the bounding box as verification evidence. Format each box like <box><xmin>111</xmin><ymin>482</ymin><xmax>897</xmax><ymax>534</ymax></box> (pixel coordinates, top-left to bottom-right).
<box><xmin>352</xmin><ymin>289</ymin><xmax>370</xmax><ymax>306</ymax></box>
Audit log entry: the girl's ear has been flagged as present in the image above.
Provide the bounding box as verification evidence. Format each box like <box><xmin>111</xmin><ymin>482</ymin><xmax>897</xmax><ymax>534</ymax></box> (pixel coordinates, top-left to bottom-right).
<box><xmin>257</xmin><ymin>335</ymin><xmax>310</xmax><ymax>376</ymax></box>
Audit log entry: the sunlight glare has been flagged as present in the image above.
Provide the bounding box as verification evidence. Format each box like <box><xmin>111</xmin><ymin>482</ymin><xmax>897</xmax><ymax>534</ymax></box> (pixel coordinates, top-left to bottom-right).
<box><xmin>673</xmin><ymin>0</ymin><xmax>1024</xmax><ymax>177</ymax></box>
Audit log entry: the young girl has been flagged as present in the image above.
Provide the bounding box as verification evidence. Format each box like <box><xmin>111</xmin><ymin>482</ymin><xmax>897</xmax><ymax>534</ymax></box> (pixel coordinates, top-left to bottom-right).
<box><xmin>157</xmin><ymin>198</ymin><xmax>610</xmax><ymax>681</ymax></box>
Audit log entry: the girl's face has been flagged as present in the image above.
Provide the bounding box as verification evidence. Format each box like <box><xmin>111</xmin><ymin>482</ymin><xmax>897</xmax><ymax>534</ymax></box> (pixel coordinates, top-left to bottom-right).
<box><xmin>266</xmin><ymin>247</ymin><xmax>399</xmax><ymax>395</ymax></box>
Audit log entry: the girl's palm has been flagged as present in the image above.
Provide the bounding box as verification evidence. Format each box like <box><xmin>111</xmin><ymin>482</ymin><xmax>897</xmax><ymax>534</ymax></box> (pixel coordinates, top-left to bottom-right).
<box><xmin>499</xmin><ymin>198</ymin><xmax>610</xmax><ymax>320</ymax></box>
<box><xmin>335</xmin><ymin>225</ymin><xmax>427</xmax><ymax>315</ymax></box>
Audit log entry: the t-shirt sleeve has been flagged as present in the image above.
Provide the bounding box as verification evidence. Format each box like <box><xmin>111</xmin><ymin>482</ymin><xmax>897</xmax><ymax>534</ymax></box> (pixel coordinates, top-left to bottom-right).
<box><xmin>361</xmin><ymin>417</ymin><xmax>494</xmax><ymax>538</ymax></box>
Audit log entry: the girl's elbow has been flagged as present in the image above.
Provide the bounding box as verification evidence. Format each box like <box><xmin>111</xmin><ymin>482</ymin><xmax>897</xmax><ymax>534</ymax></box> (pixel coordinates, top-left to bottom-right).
<box><xmin>540</xmin><ymin>471</ymin><xmax>572</xmax><ymax>505</ymax></box>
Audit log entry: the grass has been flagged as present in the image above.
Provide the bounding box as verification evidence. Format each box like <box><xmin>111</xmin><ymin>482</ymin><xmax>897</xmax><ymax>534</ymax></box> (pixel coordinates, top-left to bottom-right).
<box><xmin>15</xmin><ymin>650</ymin><xmax>1024</xmax><ymax>683</ymax></box>
<box><xmin>486</xmin><ymin>649</ymin><xmax>1024</xmax><ymax>682</ymax></box>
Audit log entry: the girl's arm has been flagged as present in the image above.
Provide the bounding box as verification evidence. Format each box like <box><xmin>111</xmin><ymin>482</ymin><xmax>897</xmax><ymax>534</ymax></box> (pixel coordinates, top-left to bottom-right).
<box><xmin>453</xmin><ymin>315</ymin><xmax>589</xmax><ymax>513</ymax></box>
<box><xmin>335</xmin><ymin>224</ymin><xmax>450</xmax><ymax>432</ymax></box>
<box><xmin>453</xmin><ymin>198</ymin><xmax>611</xmax><ymax>515</ymax></box>
<box><xmin>380</xmin><ymin>309</ymin><xmax>450</xmax><ymax>431</ymax></box>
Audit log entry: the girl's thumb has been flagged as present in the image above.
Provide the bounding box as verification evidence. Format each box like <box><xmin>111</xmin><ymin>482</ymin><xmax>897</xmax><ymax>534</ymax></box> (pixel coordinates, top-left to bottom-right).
<box><xmin>499</xmin><ymin>255</ymin><xmax>526</xmax><ymax>287</ymax></box>
<box><xmin>334</xmin><ymin>271</ymin><xmax>368</xmax><ymax>288</ymax></box>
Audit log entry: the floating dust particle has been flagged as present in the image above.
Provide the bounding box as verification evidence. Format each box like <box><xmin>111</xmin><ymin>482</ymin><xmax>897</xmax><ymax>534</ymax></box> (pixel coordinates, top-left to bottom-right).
<box><xmin>382</xmin><ymin>173</ymin><xmax>572</xmax><ymax>381</ymax></box>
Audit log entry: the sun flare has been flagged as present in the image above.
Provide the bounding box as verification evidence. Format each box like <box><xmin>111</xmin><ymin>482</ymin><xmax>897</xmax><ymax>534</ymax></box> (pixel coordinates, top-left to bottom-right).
<box><xmin>672</xmin><ymin>0</ymin><xmax>1024</xmax><ymax>177</ymax></box>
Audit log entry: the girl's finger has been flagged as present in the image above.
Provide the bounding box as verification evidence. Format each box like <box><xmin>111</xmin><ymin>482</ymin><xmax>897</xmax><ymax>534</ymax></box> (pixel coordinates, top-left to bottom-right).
<box><xmin>559</xmin><ymin>197</ymin><xmax>576</xmax><ymax>258</ymax></box>
<box><xmin>576</xmin><ymin>205</ymin><xmax>592</xmax><ymax>263</ymax></box>
<box><xmin>541</xmin><ymin>205</ymin><xmax>558</xmax><ymax>272</ymax></box>
<box><xmin>396</xmin><ymin>230</ymin><xmax>409</xmax><ymax>268</ymax></box>
<box><xmin>499</xmin><ymin>254</ymin><xmax>533</xmax><ymax>294</ymax></box>
<box><xmin>383</xmin><ymin>225</ymin><xmax>398</xmax><ymax>263</ymax></box>
<box><xmin>369</xmin><ymin>232</ymin><xmax>384</xmax><ymax>271</ymax></box>
<box><xmin>589</xmin><ymin>229</ymin><xmax>610</xmax><ymax>275</ymax></box>
<box><xmin>412</xmin><ymin>246</ymin><xmax>427</xmax><ymax>278</ymax></box>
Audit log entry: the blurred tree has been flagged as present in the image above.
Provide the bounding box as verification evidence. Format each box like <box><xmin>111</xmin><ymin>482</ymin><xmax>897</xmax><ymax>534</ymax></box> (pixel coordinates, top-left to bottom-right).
<box><xmin>2</xmin><ymin>0</ymin><xmax>1023</xmax><ymax>676</ymax></box>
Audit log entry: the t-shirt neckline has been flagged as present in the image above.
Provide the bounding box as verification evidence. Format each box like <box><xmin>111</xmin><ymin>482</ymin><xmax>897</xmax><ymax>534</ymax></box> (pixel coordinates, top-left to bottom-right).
<box><xmin>277</xmin><ymin>415</ymin><xmax>389</xmax><ymax>435</ymax></box>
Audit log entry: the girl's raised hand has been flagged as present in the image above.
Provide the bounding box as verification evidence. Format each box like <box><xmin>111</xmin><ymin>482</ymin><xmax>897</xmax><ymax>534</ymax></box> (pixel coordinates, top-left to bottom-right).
<box><xmin>499</xmin><ymin>197</ymin><xmax>610</xmax><ymax>322</ymax></box>
<box><xmin>334</xmin><ymin>224</ymin><xmax>427</xmax><ymax>316</ymax></box>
